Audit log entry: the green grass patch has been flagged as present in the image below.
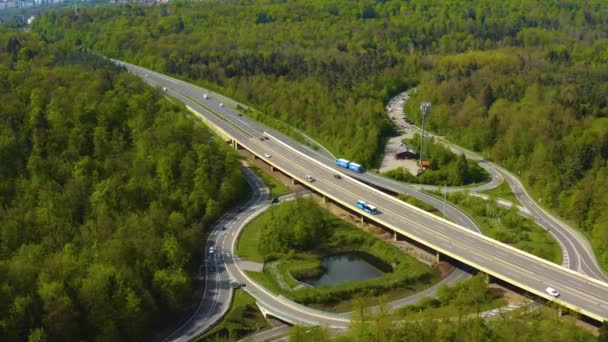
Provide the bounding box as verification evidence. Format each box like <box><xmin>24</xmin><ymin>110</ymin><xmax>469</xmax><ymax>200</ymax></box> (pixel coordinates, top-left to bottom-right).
<box><xmin>423</xmin><ymin>191</ymin><xmax>562</xmax><ymax>264</ymax></box>
<box><xmin>249</xmin><ymin>165</ymin><xmax>291</xmax><ymax>198</ymax></box>
<box><xmin>197</xmin><ymin>290</ymin><xmax>269</xmax><ymax>341</ymax></box>
<box><xmin>398</xmin><ymin>193</ymin><xmax>442</xmax><ymax>215</ymax></box>
<box><xmin>239</xmin><ymin>199</ymin><xmax>440</xmax><ymax>313</ymax></box>
<box><xmin>397</xmin><ymin>274</ymin><xmax>507</xmax><ymax>319</ymax></box>
<box><xmin>480</xmin><ymin>180</ymin><xmax>519</xmax><ymax>205</ymax></box>
<box><xmin>236</xmin><ymin>207</ymin><xmax>269</xmax><ymax>263</ymax></box>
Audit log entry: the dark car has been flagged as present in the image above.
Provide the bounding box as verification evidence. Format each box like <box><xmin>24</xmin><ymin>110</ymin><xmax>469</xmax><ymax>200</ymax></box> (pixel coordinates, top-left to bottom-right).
<box><xmin>231</xmin><ymin>282</ymin><xmax>246</xmax><ymax>289</ymax></box>
<box><xmin>209</xmin><ymin>266</ymin><xmax>216</xmax><ymax>272</ymax></box>
<box><xmin>270</xmin><ymin>197</ymin><xmax>279</xmax><ymax>204</ymax></box>
<box><xmin>259</xmin><ymin>137</ymin><xmax>265</xmax><ymax>141</ymax></box>
<box><xmin>333</xmin><ymin>174</ymin><xmax>342</xmax><ymax>179</ymax></box>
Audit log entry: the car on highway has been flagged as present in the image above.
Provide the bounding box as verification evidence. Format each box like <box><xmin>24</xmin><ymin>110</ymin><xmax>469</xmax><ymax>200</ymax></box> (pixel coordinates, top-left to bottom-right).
<box><xmin>220</xmin><ymin>225</ymin><xmax>227</xmax><ymax>231</ymax></box>
<box><xmin>145</xmin><ymin>74</ymin><xmax>149</xmax><ymax>78</ymax></box>
<box><xmin>259</xmin><ymin>137</ymin><xmax>265</xmax><ymax>141</ymax></box>
<box><xmin>305</xmin><ymin>175</ymin><xmax>315</xmax><ymax>182</ymax></box>
<box><xmin>203</xmin><ymin>93</ymin><xmax>208</xmax><ymax>99</ymax></box>
<box><xmin>333</xmin><ymin>174</ymin><xmax>342</xmax><ymax>179</ymax></box>
<box><xmin>400</xmin><ymin>125</ymin><xmax>405</xmax><ymax>129</ymax></box>
<box><xmin>264</xmin><ymin>153</ymin><xmax>271</xmax><ymax>158</ymax></box>
<box><xmin>219</xmin><ymin>103</ymin><xmax>224</xmax><ymax>107</ymax></box>
<box><xmin>270</xmin><ymin>197</ymin><xmax>279</xmax><ymax>204</ymax></box>
<box><xmin>162</xmin><ymin>87</ymin><xmax>168</xmax><ymax>91</ymax></box>
<box><xmin>546</xmin><ymin>287</ymin><xmax>560</xmax><ymax>297</ymax></box>
<box><xmin>209</xmin><ymin>246</ymin><xmax>215</xmax><ymax>254</ymax></box>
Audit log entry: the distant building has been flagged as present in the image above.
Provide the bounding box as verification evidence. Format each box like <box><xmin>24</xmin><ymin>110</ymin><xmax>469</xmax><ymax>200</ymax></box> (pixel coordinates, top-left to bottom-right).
<box><xmin>395</xmin><ymin>145</ymin><xmax>417</xmax><ymax>160</ymax></box>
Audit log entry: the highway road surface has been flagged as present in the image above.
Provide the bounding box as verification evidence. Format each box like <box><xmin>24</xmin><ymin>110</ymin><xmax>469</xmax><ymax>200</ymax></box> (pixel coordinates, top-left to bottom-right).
<box><xmin>115</xmin><ymin>61</ymin><xmax>608</xmax><ymax>324</ymax></box>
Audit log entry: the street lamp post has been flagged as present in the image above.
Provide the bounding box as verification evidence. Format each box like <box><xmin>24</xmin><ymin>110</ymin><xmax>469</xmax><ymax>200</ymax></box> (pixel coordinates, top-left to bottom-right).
<box><xmin>419</xmin><ymin>102</ymin><xmax>431</xmax><ymax>167</ymax></box>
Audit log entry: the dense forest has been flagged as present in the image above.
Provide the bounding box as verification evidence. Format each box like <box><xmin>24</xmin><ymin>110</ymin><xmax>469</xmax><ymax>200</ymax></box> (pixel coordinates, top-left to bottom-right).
<box><xmin>0</xmin><ymin>27</ymin><xmax>247</xmax><ymax>341</ymax></box>
<box><xmin>31</xmin><ymin>0</ymin><xmax>608</xmax><ymax>270</ymax></box>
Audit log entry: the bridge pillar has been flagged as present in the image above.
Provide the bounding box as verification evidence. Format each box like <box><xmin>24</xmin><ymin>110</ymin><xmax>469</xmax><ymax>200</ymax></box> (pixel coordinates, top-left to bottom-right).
<box><xmin>360</xmin><ymin>215</ymin><xmax>365</xmax><ymax>224</ymax></box>
<box><xmin>557</xmin><ymin>307</ymin><xmax>563</xmax><ymax>317</ymax></box>
<box><xmin>436</xmin><ymin>251</ymin><xmax>440</xmax><ymax>263</ymax></box>
<box><xmin>322</xmin><ymin>195</ymin><xmax>327</xmax><ymax>204</ymax></box>
<box><xmin>394</xmin><ymin>231</ymin><xmax>398</xmax><ymax>241</ymax></box>
<box><xmin>291</xmin><ymin>178</ymin><xmax>296</xmax><ymax>185</ymax></box>
<box><xmin>270</xmin><ymin>166</ymin><xmax>275</xmax><ymax>172</ymax></box>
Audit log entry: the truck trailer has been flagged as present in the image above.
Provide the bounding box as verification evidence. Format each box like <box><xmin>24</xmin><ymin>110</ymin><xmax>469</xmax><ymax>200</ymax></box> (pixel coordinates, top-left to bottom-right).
<box><xmin>336</xmin><ymin>159</ymin><xmax>350</xmax><ymax>168</ymax></box>
<box><xmin>348</xmin><ymin>162</ymin><xmax>363</xmax><ymax>173</ymax></box>
<box><xmin>336</xmin><ymin>159</ymin><xmax>364</xmax><ymax>173</ymax></box>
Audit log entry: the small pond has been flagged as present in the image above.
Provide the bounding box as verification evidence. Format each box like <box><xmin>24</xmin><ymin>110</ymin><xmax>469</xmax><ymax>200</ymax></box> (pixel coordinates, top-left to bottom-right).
<box><xmin>300</xmin><ymin>251</ymin><xmax>390</xmax><ymax>287</ymax></box>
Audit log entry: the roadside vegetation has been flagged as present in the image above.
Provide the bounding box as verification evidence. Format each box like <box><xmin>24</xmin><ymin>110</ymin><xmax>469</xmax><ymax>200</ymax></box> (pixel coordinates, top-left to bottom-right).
<box><xmin>384</xmin><ymin>134</ymin><xmax>489</xmax><ymax>186</ymax></box>
<box><xmin>238</xmin><ymin>198</ymin><xmax>439</xmax><ymax>312</ymax></box>
<box><xmin>420</xmin><ymin>191</ymin><xmax>562</xmax><ymax>264</ymax></box>
<box><xmin>395</xmin><ymin>274</ymin><xmax>506</xmax><ymax>319</ymax></box>
<box><xmin>0</xmin><ymin>27</ymin><xmax>248</xmax><ymax>341</ymax></box>
<box><xmin>249</xmin><ymin>165</ymin><xmax>291</xmax><ymax>198</ymax></box>
<box><xmin>290</xmin><ymin>303</ymin><xmax>594</xmax><ymax>342</ymax></box>
<box><xmin>480</xmin><ymin>180</ymin><xmax>519</xmax><ymax>205</ymax></box>
<box><xmin>447</xmin><ymin>193</ymin><xmax>562</xmax><ymax>264</ymax></box>
<box><xmin>286</xmin><ymin>275</ymin><xmax>595</xmax><ymax>341</ymax></box>
<box><xmin>197</xmin><ymin>290</ymin><xmax>268</xmax><ymax>342</ymax></box>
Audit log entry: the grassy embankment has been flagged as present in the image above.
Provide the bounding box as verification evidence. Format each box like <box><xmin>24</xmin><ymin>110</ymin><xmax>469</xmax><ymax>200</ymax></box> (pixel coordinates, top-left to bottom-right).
<box><xmin>197</xmin><ymin>290</ymin><xmax>269</xmax><ymax>341</ymax></box>
<box><xmin>249</xmin><ymin>165</ymin><xmax>291</xmax><ymax>198</ymax></box>
<box><xmin>400</xmin><ymin>192</ymin><xmax>561</xmax><ymax>264</ymax></box>
<box><xmin>480</xmin><ymin>180</ymin><xmax>519</xmax><ymax>204</ymax></box>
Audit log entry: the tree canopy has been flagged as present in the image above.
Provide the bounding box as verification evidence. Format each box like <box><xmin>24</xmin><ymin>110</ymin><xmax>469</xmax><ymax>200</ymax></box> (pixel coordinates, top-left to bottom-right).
<box><xmin>0</xmin><ymin>27</ymin><xmax>246</xmax><ymax>341</ymax></box>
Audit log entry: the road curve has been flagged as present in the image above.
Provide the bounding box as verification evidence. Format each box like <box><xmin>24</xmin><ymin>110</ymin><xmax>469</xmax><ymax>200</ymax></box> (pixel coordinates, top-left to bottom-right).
<box><xmin>162</xmin><ymin>167</ymin><xmax>270</xmax><ymax>342</ymax></box>
<box><xmin>387</xmin><ymin>90</ymin><xmax>607</xmax><ymax>281</ymax></box>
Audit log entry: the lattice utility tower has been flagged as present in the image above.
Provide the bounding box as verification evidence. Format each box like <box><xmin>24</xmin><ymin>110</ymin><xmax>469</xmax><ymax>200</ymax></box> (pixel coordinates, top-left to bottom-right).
<box><xmin>419</xmin><ymin>102</ymin><xmax>431</xmax><ymax>168</ymax></box>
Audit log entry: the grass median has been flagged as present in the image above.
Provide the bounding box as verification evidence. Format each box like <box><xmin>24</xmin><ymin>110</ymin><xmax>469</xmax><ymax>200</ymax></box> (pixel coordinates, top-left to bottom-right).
<box><xmin>197</xmin><ymin>290</ymin><xmax>269</xmax><ymax>341</ymax></box>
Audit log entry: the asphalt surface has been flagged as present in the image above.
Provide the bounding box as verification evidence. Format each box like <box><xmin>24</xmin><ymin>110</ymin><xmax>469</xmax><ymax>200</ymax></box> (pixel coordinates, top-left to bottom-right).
<box><xmin>115</xmin><ymin>61</ymin><xmax>608</xmax><ymax>325</ymax></box>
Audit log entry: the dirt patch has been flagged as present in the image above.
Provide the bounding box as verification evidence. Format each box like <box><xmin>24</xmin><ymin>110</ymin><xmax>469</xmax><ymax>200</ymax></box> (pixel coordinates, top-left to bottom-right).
<box><xmin>379</xmin><ymin>134</ymin><xmax>419</xmax><ymax>175</ymax></box>
<box><xmin>488</xmin><ymin>283</ymin><xmax>524</xmax><ymax>304</ymax></box>
<box><xmin>436</xmin><ymin>261</ymin><xmax>454</xmax><ymax>277</ymax></box>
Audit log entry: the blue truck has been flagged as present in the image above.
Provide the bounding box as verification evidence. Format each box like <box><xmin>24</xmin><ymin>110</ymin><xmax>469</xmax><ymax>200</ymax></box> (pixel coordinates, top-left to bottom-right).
<box><xmin>335</xmin><ymin>159</ymin><xmax>364</xmax><ymax>173</ymax></box>
<box><xmin>356</xmin><ymin>200</ymin><xmax>378</xmax><ymax>215</ymax></box>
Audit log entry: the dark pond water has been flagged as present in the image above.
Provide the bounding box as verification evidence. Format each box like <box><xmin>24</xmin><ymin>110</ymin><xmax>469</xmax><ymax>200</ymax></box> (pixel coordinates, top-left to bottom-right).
<box><xmin>301</xmin><ymin>252</ymin><xmax>388</xmax><ymax>287</ymax></box>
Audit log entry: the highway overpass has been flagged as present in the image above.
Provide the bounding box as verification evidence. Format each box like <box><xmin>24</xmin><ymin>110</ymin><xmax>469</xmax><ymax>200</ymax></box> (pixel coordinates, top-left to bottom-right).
<box><xmin>117</xmin><ymin>60</ymin><xmax>608</xmax><ymax>324</ymax></box>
